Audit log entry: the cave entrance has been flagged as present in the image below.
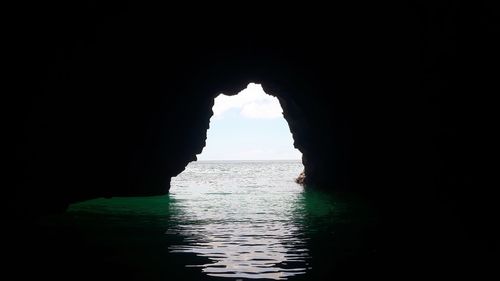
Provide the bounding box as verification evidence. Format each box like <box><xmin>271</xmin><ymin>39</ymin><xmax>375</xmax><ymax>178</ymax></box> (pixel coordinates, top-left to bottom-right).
<box><xmin>168</xmin><ymin>83</ymin><xmax>307</xmax><ymax>279</ymax></box>
<box><xmin>197</xmin><ymin>82</ymin><xmax>301</xmax><ymax>161</ymax></box>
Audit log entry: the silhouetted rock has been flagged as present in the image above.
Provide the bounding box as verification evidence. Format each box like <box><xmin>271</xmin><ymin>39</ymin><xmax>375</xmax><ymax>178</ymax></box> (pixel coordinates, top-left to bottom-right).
<box><xmin>7</xmin><ymin>2</ymin><xmax>497</xmax><ymax>279</ymax></box>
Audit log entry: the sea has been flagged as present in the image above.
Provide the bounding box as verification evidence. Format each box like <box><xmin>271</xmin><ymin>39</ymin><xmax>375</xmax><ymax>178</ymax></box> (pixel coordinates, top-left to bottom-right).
<box><xmin>39</xmin><ymin>160</ymin><xmax>374</xmax><ymax>280</ymax></box>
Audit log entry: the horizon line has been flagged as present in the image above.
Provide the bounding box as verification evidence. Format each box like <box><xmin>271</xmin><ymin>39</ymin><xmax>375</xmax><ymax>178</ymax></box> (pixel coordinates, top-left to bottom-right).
<box><xmin>195</xmin><ymin>159</ymin><xmax>302</xmax><ymax>162</ymax></box>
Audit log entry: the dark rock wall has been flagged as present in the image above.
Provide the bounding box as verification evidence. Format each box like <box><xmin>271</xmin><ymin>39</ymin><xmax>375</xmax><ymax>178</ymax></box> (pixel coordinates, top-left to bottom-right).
<box><xmin>8</xmin><ymin>2</ymin><xmax>497</xmax><ymax>276</ymax></box>
<box><xmin>13</xmin><ymin>3</ymin><xmax>361</xmax><ymax>212</ymax></box>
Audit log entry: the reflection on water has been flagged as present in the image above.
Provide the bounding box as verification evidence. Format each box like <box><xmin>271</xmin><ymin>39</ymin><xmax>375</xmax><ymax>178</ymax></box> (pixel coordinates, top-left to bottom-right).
<box><xmin>65</xmin><ymin>161</ymin><xmax>365</xmax><ymax>280</ymax></box>
<box><xmin>168</xmin><ymin>161</ymin><xmax>310</xmax><ymax>280</ymax></box>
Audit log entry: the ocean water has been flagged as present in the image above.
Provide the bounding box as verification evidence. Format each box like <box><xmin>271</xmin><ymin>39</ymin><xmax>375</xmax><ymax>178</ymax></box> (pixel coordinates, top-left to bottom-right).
<box><xmin>49</xmin><ymin>161</ymin><xmax>374</xmax><ymax>280</ymax></box>
<box><xmin>169</xmin><ymin>161</ymin><xmax>310</xmax><ymax>280</ymax></box>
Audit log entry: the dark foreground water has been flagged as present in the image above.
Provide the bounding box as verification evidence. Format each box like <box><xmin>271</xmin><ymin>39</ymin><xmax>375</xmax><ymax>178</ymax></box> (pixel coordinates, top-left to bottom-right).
<box><xmin>34</xmin><ymin>161</ymin><xmax>376</xmax><ymax>280</ymax></box>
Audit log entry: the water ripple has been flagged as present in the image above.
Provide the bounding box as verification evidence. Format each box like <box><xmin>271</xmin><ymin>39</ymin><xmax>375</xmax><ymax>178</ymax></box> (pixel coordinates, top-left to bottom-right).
<box><xmin>169</xmin><ymin>161</ymin><xmax>308</xmax><ymax>280</ymax></box>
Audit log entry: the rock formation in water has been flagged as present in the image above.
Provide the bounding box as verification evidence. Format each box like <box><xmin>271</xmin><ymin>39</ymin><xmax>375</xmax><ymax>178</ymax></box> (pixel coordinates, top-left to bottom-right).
<box><xmin>295</xmin><ymin>171</ymin><xmax>306</xmax><ymax>185</ymax></box>
<box><xmin>7</xmin><ymin>2</ymin><xmax>497</xmax><ymax>278</ymax></box>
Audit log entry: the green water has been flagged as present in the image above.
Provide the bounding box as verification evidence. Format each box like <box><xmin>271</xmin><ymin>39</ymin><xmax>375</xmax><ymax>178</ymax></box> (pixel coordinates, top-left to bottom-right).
<box><xmin>35</xmin><ymin>162</ymin><xmax>375</xmax><ymax>280</ymax></box>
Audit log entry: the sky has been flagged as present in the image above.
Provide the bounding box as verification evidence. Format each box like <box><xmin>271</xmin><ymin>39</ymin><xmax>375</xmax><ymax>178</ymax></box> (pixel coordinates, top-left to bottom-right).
<box><xmin>196</xmin><ymin>83</ymin><xmax>302</xmax><ymax>161</ymax></box>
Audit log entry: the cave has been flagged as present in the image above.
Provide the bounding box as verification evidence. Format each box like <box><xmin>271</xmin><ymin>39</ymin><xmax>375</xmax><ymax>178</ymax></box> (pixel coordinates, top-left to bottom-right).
<box><xmin>7</xmin><ymin>2</ymin><xmax>497</xmax><ymax>280</ymax></box>
<box><xmin>192</xmin><ymin>82</ymin><xmax>302</xmax><ymax>161</ymax></box>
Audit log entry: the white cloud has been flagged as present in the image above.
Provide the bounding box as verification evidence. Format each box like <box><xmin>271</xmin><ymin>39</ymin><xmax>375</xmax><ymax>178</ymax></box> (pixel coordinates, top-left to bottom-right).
<box><xmin>212</xmin><ymin>83</ymin><xmax>283</xmax><ymax>119</ymax></box>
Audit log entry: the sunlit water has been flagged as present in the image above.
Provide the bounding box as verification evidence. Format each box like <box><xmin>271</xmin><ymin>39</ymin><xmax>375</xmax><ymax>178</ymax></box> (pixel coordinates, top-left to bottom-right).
<box><xmin>58</xmin><ymin>160</ymin><xmax>373</xmax><ymax>280</ymax></box>
<box><xmin>169</xmin><ymin>161</ymin><xmax>308</xmax><ymax>280</ymax></box>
